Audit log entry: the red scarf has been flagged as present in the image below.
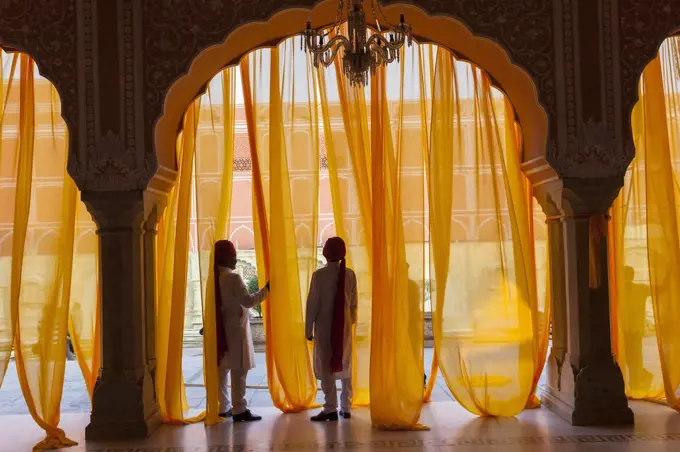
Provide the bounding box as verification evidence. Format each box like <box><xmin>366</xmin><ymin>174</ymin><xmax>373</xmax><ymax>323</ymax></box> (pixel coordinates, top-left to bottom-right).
<box><xmin>324</xmin><ymin>237</ymin><xmax>347</xmax><ymax>373</ymax></box>
<box><xmin>214</xmin><ymin>240</ymin><xmax>236</xmax><ymax>366</ymax></box>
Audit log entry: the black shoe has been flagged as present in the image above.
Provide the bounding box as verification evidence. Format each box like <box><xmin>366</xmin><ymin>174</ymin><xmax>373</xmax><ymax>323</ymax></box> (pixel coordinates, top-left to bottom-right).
<box><xmin>233</xmin><ymin>410</ymin><xmax>262</xmax><ymax>422</ymax></box>
<box><xmin>311</xmin><ymin>411</ymin><xmax>338</xmax><ymax>422</ymax></box>
<box><xmin>219</xmin><ymin>409</ymin><xmax>232</xmax><ymax>418</ymax></box>
<box><xmin>339</xmin><ymin>411</ymin><xmax>351</xmax><ymax>419</ymax></box>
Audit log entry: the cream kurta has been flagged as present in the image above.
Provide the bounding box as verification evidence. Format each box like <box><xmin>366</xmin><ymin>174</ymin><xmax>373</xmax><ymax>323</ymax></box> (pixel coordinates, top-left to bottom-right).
<box><xmin>219</xmin><ymin>267</ymin><xmax>268</xmax><ymax>370</ymax></box>
<box><xmin>305</xmin><ymin>263</ymin><xmax>358</xmax><ymax>380</ymax></box>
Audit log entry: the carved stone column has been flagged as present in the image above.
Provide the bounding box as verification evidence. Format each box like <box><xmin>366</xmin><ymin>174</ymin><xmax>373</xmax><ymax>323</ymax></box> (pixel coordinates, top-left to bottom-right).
<box><xmin>538</xmin><ymin>177</ymin><xmax>633</xmax><ymax>426</ymax></box>
<box><xmin>534</xmin><ymin>182</ymin><xmax>568</xmax><ymax>405</ymax></box>
<box><xmin>83</xmin><ymin>190</ymin><xmax>161</xmax><ymax>440</ymax></box>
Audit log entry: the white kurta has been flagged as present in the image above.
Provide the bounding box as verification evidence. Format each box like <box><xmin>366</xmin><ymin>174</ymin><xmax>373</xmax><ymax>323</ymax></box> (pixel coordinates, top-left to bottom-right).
<box><xmin>305</xmin><ymin>263</ymin><xmax>358</xmax><ymax>380</ymax></box>
<box><xmin>219</xmin><ymin>267</ymin><xmax>268</xmax><ymax>370</ymax></box>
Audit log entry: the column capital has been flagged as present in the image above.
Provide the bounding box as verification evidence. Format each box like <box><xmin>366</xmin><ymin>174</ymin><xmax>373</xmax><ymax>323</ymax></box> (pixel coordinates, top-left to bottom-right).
<box><xmin>82</xmin><ymin>189</ymin><xmax>147</xmax><ymax>233</ymax></box>
<box><xmin>533</xmin><ymin>175</ymin><xmax>624</xmax><ymax>219</ymax></box>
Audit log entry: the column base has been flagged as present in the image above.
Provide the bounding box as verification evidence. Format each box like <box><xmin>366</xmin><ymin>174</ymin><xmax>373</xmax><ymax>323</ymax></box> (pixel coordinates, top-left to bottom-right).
<box><xmin>543</xmin><ymin>353</ymin><xmax>634</xmax><ymax>426</ymax></box>
<box><xmin>85</xmin><ymin>368</ymin><xmax>161</xmax><ymax>441</ymax></box>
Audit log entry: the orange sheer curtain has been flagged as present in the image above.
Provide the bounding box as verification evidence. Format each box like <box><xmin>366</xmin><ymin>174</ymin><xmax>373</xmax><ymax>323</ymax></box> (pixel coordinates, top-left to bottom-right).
<box><xmin>428</xmin><ymin>49</ymin><xmax>546</xmax><ymax>416</ymax></box>
<box><xmin>192</xmin><ymin>70</ymin><xmax>238</xmax><ymax>425</ymax></box>
<box><xmin>155</xmin><ymin>99</ymin><xmax>205</xmax><ymax>423</ymax></box>
<box><xmin>315</xmin><ymin>44</ymin><xmax>374</xmax><ymax>408</ymax></box>
<box><xmin>1</xmin><ymin>53</ymin><xmax>78</xmax><ymax>449</ymax></box>
<box><xmin>240</xmin><ymin>41</ymin><xmax>319</xmax><ymax>412</ymax></box>
<box><xmin>611</xmin><ymin>37</ymin><xmax>680</xmax><ymax>410</ymax></box>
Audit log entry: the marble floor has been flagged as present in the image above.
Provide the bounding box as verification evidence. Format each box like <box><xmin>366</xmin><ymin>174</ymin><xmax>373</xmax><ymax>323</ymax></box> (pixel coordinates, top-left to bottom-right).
<box><xmin>0</xmin><ymin>401</ymin><xmax>678</xmax><ymax>452</ymax></box>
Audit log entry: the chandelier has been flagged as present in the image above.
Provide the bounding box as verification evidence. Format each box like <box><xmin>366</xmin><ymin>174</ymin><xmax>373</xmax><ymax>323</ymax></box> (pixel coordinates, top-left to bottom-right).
<box><xmin>302</xmin><ymin>0</ymin><xmax>412</xmax><ymax>86</ymax></box>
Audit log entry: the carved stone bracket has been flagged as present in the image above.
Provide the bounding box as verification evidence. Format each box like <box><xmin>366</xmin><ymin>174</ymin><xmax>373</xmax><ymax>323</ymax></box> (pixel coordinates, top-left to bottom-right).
<box><xmin>549</xmin><ymin>118</ymin><xmax>635</xmax><ymax>179</ymax></box>
<box><xmin>84</xmin><ymin>131</ymin><xmax>145</xmax><ymax>191</ymax></box>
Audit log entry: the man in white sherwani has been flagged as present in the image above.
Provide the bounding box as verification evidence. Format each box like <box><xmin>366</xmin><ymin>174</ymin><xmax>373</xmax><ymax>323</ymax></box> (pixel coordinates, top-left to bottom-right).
<box><xmin>213</xmin><ymin>240</ymin><xmax>269</xmax><ymax>422</ymax></box>
<box><xmin>306</xmin><ymin>237</ymin><xmax>358</xmax><ymax>422</ymax></box>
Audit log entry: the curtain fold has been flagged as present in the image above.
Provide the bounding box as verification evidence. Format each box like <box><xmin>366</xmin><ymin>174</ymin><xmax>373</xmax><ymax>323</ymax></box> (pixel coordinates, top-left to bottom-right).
<box><xmin>10</xmin><ymin>54</ymin><xmax>78</xmax><ymax>449</ymax></box>
<box><xmin>0</xmin><ymin>52</ymin><xmax>19</xmax><ymax>388</ymax></box>
<box><xmin>369</xmin><ymin>60</ymin><xmax>427</xmax><ymax>430</ymax></box>
<box><xmin>240</xmin><ymin>42</ymin><xmax>319</xmax><ymax>412</ymax></box>
<box><xmin>68</xmin><ymin>210</ymin><xmax>100</xmax><ymax>401</ymax></box>
<box><xmin>197</xmin><ymin>69</ymin><xmax>237</xmax><ymax>425</ymax></box>
<box><xmin>315</xmin><ymin>52</ymin><xmax>373</xmax><ymax>408</ymax></box>
<box><xmin>156</xmin><ymin>99</ymin><xmax>205</xmax><ymax>423</ymax></box>
<box><xmin>428</xmin><ymin>51</ymin><xmax>542</xmax><ymax>416</ymax></box>
<box><xmin>612</xmin><ymin>38</ymin><xmax>680</xmax><ymax>409</ymax></box>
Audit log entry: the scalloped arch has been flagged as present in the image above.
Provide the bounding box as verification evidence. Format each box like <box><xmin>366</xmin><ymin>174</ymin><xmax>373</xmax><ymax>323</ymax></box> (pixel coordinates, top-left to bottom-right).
<box><xmin>156</xmin><ymin>1</ymin><xmax>548</xmax><ymax>183</ymax></box>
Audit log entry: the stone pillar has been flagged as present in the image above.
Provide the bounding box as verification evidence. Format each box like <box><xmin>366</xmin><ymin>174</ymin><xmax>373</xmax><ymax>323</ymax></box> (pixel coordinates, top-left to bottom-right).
<box><xmin>538</xmin><ymin>177</ymin><xmax>633</xmax><ymax>426</ymax></box>
<box><xmin>83</xmin><ymin>190</ymin><xmax>161</xmax><ymax>441</ymax></box>
<box><xmin>541</xmin><ymin>196</ymin><xmax>569</xmax><ymax>398</ymax></box>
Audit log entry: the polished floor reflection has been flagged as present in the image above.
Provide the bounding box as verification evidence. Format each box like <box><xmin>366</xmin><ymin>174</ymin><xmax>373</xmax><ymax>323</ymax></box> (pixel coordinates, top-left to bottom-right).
<box><xmin>0</xmin><ymin>401</ymin><xmax>678</xmax><ymax>451</ymax></box>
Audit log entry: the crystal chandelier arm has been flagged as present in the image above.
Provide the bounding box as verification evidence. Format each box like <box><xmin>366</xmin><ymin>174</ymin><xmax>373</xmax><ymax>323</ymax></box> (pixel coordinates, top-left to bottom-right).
<box><xmin>303</xmin><ymin>31</ymin><xmax>351</xmax><ymax>55</ymax></box>
<box><xmin>365</xmin><ymin>32</ymin><xmax>406</xmax><ymax>51</ymax></box>
<box><xmin>317</xmin><ymin>43</ymin><xmax>345</xmax><ymax>67</ymax></box>
<box><xmin>368</xmin><ymin>41</ymin><xmax>398</xmax><ymax>64</ymax></box>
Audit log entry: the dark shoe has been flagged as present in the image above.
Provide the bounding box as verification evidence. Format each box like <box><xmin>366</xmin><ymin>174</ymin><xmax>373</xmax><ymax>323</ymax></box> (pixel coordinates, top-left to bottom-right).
<box><xmin>219</xmin><ymin>409</ymin><xmax>232</xmax><ymax>418</ymax></box>
<box><xmin>311</xmin><ymin>411</ymin><xmax>338</xmax><ymax>422</ymax></box>
<box><xmin>233</xmin><ymin>410</ymin><xmax>262</xmax><ymax>422</ymax></box>
<box><xmin>339</xmin><ymin>410</ymin><xmax>351</xmax><ymax>419</ymax></box>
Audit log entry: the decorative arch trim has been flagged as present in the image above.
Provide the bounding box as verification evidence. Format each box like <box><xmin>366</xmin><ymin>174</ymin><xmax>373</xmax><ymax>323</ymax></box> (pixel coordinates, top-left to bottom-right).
<box><xmin>156</xmin><ymin>1</ymin><xmax>548</xmax><ymax>189</ymax></box>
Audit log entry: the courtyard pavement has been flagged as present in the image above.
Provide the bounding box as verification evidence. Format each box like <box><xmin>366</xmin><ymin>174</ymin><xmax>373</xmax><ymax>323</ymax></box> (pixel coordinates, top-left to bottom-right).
<box><xmin>0</xmin><ymin>348</ymin><xmax>548</xmax><ymax>415</ymax></box>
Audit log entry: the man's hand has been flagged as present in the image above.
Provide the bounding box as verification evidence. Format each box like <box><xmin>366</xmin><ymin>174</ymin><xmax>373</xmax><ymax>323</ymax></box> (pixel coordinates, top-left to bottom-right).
<box><xmin>264</xmin><ymin>281</ymin><xmax>270</xmax><ymax>291</ymax></box>
<box><xmin>306</xmin><ymin>335</ymin><xmax>313</xmax><ymax>341</ymax></box>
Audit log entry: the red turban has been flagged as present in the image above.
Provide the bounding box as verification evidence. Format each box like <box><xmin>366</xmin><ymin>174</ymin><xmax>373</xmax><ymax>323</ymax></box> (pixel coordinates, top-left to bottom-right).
<box><xmin>323</xmin><ymin>237</ymin><xmax>346</xmax><ymax>262</ymax></box>
<box><xmin>323</xmin><ymin>237</ymin><xmax>346</xmax><ymax>373</ymax></box>
<box><xmin>214</xmin><ymin>240</ymin><xmax>236</xmax><ymax>366</ymax></box>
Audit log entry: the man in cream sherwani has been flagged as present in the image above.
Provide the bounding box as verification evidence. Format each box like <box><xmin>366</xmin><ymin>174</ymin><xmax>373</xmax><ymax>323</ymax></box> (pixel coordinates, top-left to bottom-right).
<box><xmin>306</xmin><ymin>237</ymin><xmax>358</xmax><ymax>422</ymax></box>
<box><xmin>213</xmin><ymin>240</ymin><xmax>269</xmax><ymax>422</ymax></box>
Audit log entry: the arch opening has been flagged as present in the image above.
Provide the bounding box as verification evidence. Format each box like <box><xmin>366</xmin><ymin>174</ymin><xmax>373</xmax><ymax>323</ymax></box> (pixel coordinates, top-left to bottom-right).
<box><xmin>156</xmin><ymin>14</ymin><xmax>552</xmax><ymax>420</ymax></box>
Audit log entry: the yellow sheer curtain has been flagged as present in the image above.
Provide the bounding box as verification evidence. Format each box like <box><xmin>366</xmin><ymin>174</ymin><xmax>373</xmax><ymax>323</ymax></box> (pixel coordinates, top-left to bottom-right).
<box><xmin>612</xmin><ymin>37</ymin><xmax>680</xmax><ymax>409</ymax></box>
<box><xmin>315</xmin><ymin>48</ymin><xmax>373</xmax><ymax>408</ymax></box>
<box><xmin>7</xmin><ymin>54</ymin><xmax>78</xmax><ymax>449</ymax></box>
<box><xmin>0</xmin><ymin>52</ymin><xmax>19</xmax><ymax>389</ymax></box>
<box><xmin>418</xmin><ymin>45</ymin><xmax>441</xmax><ymax>404</ymax></box>
<box><xmin>156</xmin><ymin>99</ymin><xmax>205</xmax><ymax>423</ymax></box>
<box><xmin>369</xmin><ymin>56</ymin><xmax>428</xmax><ymax>430</ymax></box>
<box><xmin>429</xmin><ymin>50</ymin><xmax>542</xmax><ymax>416</ymax></box>
<box><xmin>241</xmin><ymin>41</ymin><xmax>319</xmax><ymax>412</ymax></box>
<box><xmin>192</xmin><ymin>69</ymin><xmax>237</xmax><ymax>425</ymax></box>
<box><xmin>69</xmin><ymin>209</ymin><xmax>100</xmax><ymax>401</ymax></box>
